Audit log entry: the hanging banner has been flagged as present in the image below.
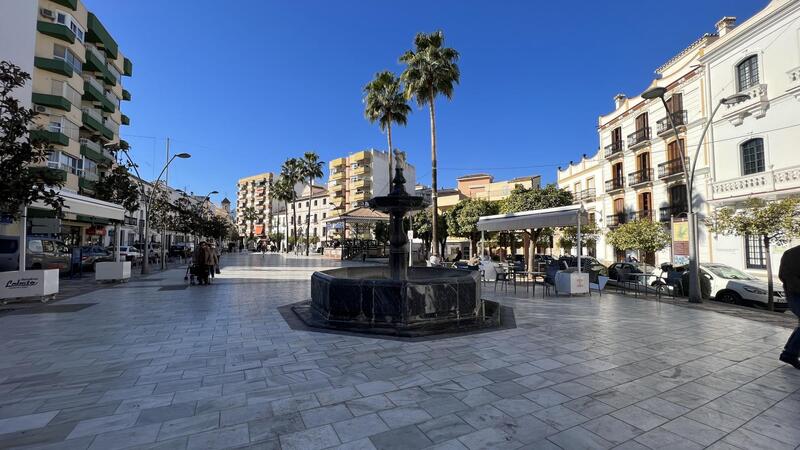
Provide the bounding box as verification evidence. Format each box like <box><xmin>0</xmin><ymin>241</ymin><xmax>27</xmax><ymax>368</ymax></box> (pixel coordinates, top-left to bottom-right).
<box><xmin>672</xmin><ymin>220</ymin><xmax>689</xmax><ymax>265</ymax></box>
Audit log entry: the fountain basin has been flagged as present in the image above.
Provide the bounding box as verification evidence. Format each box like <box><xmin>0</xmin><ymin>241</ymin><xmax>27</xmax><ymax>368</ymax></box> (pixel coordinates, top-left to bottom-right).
<box><xmin>299</xmin><ymin>266</ymin><xmax>501</xmax><ymax>336</ymax></box>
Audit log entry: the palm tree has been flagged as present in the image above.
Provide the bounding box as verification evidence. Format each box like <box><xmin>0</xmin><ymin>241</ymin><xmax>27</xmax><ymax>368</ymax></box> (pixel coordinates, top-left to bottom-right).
<box><xmin>300</xmin><ymin>152</ymin><xmax>324</xmax><ymax>255</ymax></box>
<box><xmin>271</xmin><ymin>177</ymin><xmax>294</xmax><ymax>252</ymax></box>
<box><xmin>241</xmin><ymin>206</ymin><xmax>259</xmax><ymax>245</ymax></box>
<box><xmin>400</xmin><ymin>31</ymin><xmax>460</xmax><ymax>256</ymax></box>
<box><xmin>363</xmin><ymin>71</ymin><xmax>411</xmax><ymax>187</ymax></box>
<box><xmin>280</xmin><ymin>158</ymin><xmax>303</xmax><ymax>253</ymax></box>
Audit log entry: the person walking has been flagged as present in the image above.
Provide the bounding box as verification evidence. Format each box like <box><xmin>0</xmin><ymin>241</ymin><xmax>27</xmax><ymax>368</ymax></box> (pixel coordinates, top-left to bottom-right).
<box><xmin>209</xmin><ymin>241</ymin><xmax>220</xmax><ymax>281</ymax></box>
<box><xmin>779</xmin><ymin>245</ymin><xmax>800</xmax><ymax>369</ymax></box>
<box><xmin>193</xmin><ymin>242</ymin><xmax>209</xmax><ymax>285</ymax></box>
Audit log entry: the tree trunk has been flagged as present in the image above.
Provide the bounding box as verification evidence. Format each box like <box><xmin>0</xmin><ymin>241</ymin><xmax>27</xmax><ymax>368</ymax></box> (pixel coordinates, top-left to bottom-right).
<box><xmin>291</xmin><ymin>201</ymin><xmax>297</xmax><ymax>254</ymax></box>
<box><xmin>765</xmin><ymin>235</ymin><xmax>774</xmax><ymax>312</ymax></box>
<box><xmin>284</xmin><ymin>201</ymin><xmax>289</xmax><ymax>253</ymax></box>
<box><xmin>306</xmin><ymin>178</ymin><xmax>312</xmax><ymax>256</ymax></box>
<box><xmin>527</xmin><ymin>229</ymin><xmax>539</xmax><ymax>272</ymax></box>
<box><xmin>387</xmin><ymin>118</ymin><xmax>393</xmax><ymax>190</ymax></box>
<box><xmin>429</xmin><ymin>97</ymin><xmax>439</xmax><ymax>256</ymax></box>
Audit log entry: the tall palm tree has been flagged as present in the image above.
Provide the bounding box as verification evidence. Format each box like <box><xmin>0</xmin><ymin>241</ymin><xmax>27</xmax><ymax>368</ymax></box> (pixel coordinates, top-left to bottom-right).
<box><xmin>300</xmin><ymin>152</ymin><xmax>324</xmax><ymax>255</ymax></box>
<box><xmin>363</xmin><ymin>71</ymin><xmax>411</xmax><ymax>187</ymax></box>
<box><xmin>241</xmin><ymin>206</ymin><xmax>259</xmax><ymax>243</ymax></box>
<box><xmin>271</xmin><ymin>177</ymin><xmax>293</xmax><ymax>252</ymax></box>
<box><xmin>280</xmin><ymin>158</ymin><xmax>303</xmax><ymax>253</ymax></box>
<box><xmin>400</xmin><ymin>31</ymin><xmax>460</xmax><ymax>257</ymax></box>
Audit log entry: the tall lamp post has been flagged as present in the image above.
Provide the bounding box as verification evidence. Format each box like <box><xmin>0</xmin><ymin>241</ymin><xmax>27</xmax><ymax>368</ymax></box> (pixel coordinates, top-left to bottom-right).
<box><xmin>119</xmin><ymin>148</ymin><xmax>191</xmax><ymax>274</ymax></box>
<box><xmin>642</xmin><ymin>86</ymin><xmax>749</xmax><ymax>303</ymax></box>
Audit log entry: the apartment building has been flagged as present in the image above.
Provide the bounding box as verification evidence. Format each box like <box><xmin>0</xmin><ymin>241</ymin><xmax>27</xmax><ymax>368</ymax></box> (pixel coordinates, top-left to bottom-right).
<box><xmin>272</xmin><ymin>186</ymin><xmax>332</xmax><ymax>249</ymax></box>
<box><xmin>0</xmin><ymin>0</ymin><xmax>133</xmax><ymax>246</ymax></box>
<box><xmin>236</xmin><ymin>172</ymin><xmax>275</xmax><ymax>239</ymax></box>
<box><xmin>328</xmin><ymin>149</ymin><xmax>416</xmax><ymax>215</ymax></box>
<box><xmin>556</xmin><ymin>152</ymin><xmax>605</xmax><ymax>258</ymax></box>
<box><xmin>596</xmin><ymin>31</ymin><xmax>718</xmax><ymax>265</ymax></box>
<box><xmin>702</xmin><ymin>0</ymin><xmax>800</xmax><ymax>274</ymax></box>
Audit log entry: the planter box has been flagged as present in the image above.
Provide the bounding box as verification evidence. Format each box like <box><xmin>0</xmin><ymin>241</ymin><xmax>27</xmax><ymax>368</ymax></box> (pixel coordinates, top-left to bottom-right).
<box><xmin>0</xmin><ymin>269</ymin><xmax>59</xmax><ymax>302</ymax></box>
<box><xmin>95</xmin><ymin>261</ymin><xmax>131</xmax><ymax>281</ymax></box>
<box><xmin>555</xmin><ymin>271</ymin><xmax>590</xmax><ymax>295</ymax></box>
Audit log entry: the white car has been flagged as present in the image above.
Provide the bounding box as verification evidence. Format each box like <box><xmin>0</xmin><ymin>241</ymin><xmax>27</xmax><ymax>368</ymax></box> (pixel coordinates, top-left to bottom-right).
<box><xmin>117</xmin><ymin>246</ymin><xmax>142</xmax><ymax>262</ymax></box>
<box><xmin>700</xmin><ymin>263</ymin><xmax>788</xmax><ymax>312</ymax></box>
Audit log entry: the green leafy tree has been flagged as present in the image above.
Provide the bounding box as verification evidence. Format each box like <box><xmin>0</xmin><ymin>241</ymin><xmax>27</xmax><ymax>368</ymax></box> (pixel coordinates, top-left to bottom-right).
<box><xmin>400</xmin><ymin>31</ymin><xmax>460</xmax><ymax>256</ymax></box>
<box><xmin>607</xmin><ymin>219</ymin><xmax>671</xmax><ymax>263</ymax></box>
<box><xmin>409</xmin><ymin>206</ymin><xmax>448</xmax><ymax>257</ymax></box>
<box><xmin>446</xmin><ymin>198</ymin><xmax>498</xmax><ymax>255</ymax></box>
<box><xmin>95</xmin><ymin>164</ymin><xmax>140</xmax><ymax>213</ymax></box>
<box><xmin>500</xmin><ymin>184</ymin><xmax>573</xmax><ymax>270</ymax></box>
<box><xmin>300</xmin><ymin>152</ymin><xmax>324</xmax><ymax>255</ymax></box>
<box><xmin>364</xmin><ymin>71</ymin><xmax>411</xmax><ymax>183</ymax></box>
<box><xmin>559</xmin><ymin>220</ymin><xmax>600</xmax><ymax>255</ymax></box>
<box><xmin>281</xmin><ymin>158</ymin><xmax>303</xmax><ymax>252</ymax></box>
<box><xmin>240</xmin><ymin>206</ymin><xmax>259</xmax><ymax>241</ymax></box>
<box><xmin>707</xmin><ymin>198</ymin><xmax>800</xmax><ymax>311</ymax></box>
<box><xmin>269</xmin><ymin>231</ymin><xmax>284</xmax><ymax>247</ymax></box>
<box><xmin>0</xmin><ymin>61</ymin><xmax>64</xmax><ymax>220</ymax></box>
<box><xmin>374</xmin><ymin>221</ymin><xmax>390</xmax><ymax>244</ymax></box>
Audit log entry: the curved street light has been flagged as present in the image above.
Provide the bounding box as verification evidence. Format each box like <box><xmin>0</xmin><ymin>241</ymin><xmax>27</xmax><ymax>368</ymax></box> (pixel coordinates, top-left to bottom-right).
<box><xmin>642</xmin><ymin>86</ymin><xmax>749</xmax><ymax>303</ymax></box>
<box><xmin>117</xmin><ymin>147</ymin><xmax>191</xmax><ymax>274</ymax></box>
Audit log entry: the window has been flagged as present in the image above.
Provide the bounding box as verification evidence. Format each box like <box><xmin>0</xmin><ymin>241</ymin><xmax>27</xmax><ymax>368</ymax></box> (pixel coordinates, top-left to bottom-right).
<box><xmin>47</xmin><ymin>115</ymin><xmax>79</xmax><ymax>141</ymax></box>
<box><xmin>53</xmin><ymin>44</ymin><xmax>82</xmax><ymax>74</ymax></box>
<box><xmin>322</xmin><ymin>213</ymin><xmax>326</xmax><ymax>219</ymax></box>
<box><xmin>56</xmin><ymin>11</ymin><xmax>84</xmax><ymax>42</ymax></box>
<box><xmin>29</xmin><ymin>240</ymin><xmax>43</xmax><ymax>253</ymax></box>
<box><xmin>50</xmin><ymin>80</ymin><xmax>81</xmax><ymax>106</ymax></box>
<box><xmin>745</xmin><ymin>234</ymin><xmax>766</xmax><ymax>269</ymax></box>
<box><xmin>741</xmin><ymin>138</ymin><xmax>765</xmax><ymax>175</ymax></box>
<box><xmin>737</xmin><ymin>55</ymin><xmax>759</xmax><ymax>91</ymax></box>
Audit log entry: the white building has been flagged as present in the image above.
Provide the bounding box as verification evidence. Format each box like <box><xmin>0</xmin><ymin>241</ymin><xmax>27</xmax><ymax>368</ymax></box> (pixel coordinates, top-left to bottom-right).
<box><xmin>556</xmin><ymin>152</ymin><xmax>606</xmax><ymax>259</ymax></box>
<box><xmin>272</xmin><ymin>185</ymin><xmax>333</xmax><ymax>250</ymax></box>
<box><xmin>702</xmin><ymin>1</ymin><xmax>800</xmax><ymax>275</ymax></box>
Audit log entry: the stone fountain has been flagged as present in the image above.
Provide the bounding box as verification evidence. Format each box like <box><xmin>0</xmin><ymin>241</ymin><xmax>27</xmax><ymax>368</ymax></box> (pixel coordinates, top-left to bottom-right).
<box><xmin>290</xmin><ymin>161</ymin><xmax>504</xmax><ymax>337</ymax></box>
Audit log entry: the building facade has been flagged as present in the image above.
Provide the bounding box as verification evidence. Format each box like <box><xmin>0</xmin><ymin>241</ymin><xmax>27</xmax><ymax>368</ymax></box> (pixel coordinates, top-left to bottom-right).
<box><xmin>328</xmin><ymin>149</ymin><xmax>416</xmax><ymax>215</ymax></box>
<box><xmin>0</xmin><ymin>0</ymin><xmax>133</xmax><ymax>247</ymax></box>
<box><xmin>556</xmin><ymin>152</ymin><xmax>606</xmax><ymax>258</ymax></box>
<box><xmin>702</xmin><ymin>0</ymin><xmax>800</xmax><ymax>275</ymax></box>
<box><xmin>272</xmin><ymin>186</ymin><xmax>332</xmax><ymax>249</ymax></box>
<box><xmin>236</xmin><ymin>172</ymin><xmax>275</xmax><ymax>239</ymax></box>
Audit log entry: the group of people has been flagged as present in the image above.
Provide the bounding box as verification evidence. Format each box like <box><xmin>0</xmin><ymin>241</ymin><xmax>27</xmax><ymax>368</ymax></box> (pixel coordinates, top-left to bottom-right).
<box><xmin>192</xmin><ymin>240</ymin><xmax>220</xmax><ymax>285</ymax></box>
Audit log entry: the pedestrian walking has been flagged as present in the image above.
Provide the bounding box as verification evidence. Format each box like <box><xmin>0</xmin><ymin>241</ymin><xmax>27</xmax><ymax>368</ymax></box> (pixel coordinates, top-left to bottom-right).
<box><xmin>209</xmin><ymin>241</ymin><xmax>220</xmax><ymax>280</ymax></box>
<box><xmin>779</xmin><ymin>244</ymin><xmax>800</xmax><ymax>369</ymax></box>
<box><xmin>192</xmin><ymin>242</ymin><xmax>209</xmax><ymax>285</ymax></box>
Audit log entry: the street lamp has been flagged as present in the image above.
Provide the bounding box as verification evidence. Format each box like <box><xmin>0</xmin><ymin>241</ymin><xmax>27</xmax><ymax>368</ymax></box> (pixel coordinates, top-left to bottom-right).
<box><xmin>642</xmin><ymin>86</ymin><xmax>749</xmax><ymax>303</ymax></box>
<box><xmin>118</xmin><ymin>148</ymin><xmax>191</xmax><ymax>274</ymax></box>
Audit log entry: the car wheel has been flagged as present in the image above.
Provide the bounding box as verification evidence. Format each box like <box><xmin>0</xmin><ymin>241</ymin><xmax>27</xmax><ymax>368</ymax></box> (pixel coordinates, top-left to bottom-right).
<box><xmin>717</xmin><ymin>290</ymin><xmax>741</xmax><ymax>305</ymax></box>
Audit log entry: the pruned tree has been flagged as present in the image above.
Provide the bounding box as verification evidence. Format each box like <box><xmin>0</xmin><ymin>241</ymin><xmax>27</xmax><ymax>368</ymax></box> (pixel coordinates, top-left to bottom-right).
<box><xmin>500</xmin><ymin>184</ymin><xmax>573</xmax><ymax>270</ymax></box>
<box><xmin>707</xmin><ymin>197</ymin><xmax>800</xmax><ymax>311</ymax></box>
<box><xmin>446</xmin><ymin>198</ymin><xmax>498</xmax><ymax>255</ymax></box>
<box><xmin>0</xmin><ymin>60</ymin><xmax>64</xmax><ymax>221</ymax></box>
<box><xmin>606</xmin><ymin>219</ymin><xmax>671</xmax><ymax>262</ymax></box>
<box><xmin>559</xmin><ymin>220</ymin><xmax>600</xmax><ymax>255</ymax></box>
<box><xmin>409</xmin><ymin>206</ymin><xmax>448</xmax><ymax>257</ymax></box>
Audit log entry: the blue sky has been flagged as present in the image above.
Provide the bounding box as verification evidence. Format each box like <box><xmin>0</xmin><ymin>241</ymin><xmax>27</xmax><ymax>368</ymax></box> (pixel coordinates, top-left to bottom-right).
<box><xmin>89</xmin><ymin>0</ymin><xmax>765</xmax><ymax>203</ymax></box>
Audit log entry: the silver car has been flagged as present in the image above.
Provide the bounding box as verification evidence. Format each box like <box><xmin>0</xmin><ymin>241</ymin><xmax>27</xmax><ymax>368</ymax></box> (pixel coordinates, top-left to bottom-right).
<box><xmin>0</xmin><ymin>236</ymin><xmax>71</xmax><ymax>273</ymax></box>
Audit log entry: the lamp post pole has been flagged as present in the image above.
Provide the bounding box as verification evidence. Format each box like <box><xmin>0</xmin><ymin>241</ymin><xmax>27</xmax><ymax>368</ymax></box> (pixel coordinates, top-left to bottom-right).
<box><xmin>642</xmin><ymin>87</ymin><xmax>749</xmax><ymax>303</ymax></box>
<box><xmin>119</xmin><ymin>148</ymin><xmax>191</xmax><ymax>274</ymax></box>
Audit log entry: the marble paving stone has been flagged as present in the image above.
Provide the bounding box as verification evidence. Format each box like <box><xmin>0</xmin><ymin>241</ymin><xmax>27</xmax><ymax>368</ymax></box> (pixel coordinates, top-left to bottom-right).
<box><xmin>491</xmin><ymin>397</ymin><xmax>540</xmax><ymax>418</ymax></box>
<box><xmin>417</xmin><ymin>414</ymin><xmax>475</xmax><ymax>443</ymax></box>
<box><xmin>280</xmin><ymin>424</ymin><xmax>340</xmax><ymax>450</ymax></box>
<box><xmin>453</xmin><ymin>388</ymin><xmax>501</xmax><ymax>408</ymax></box>
<box><xmin>345</xmin><ymin>395</ymin><xmax>395</xmax><ymax>417</ymax></box>
<box><xmin>546</xmin><ymin>426</ymin><xmax>614</xmax><ymax>450</ymax></box>
<box><xmin>332</xmin><ymin>413</ymin><xmax>389</xmax><ymax>443</ymax></box>
<box><xmin>368</xmin><ymin>425</ymin><xmax>432</xmax><ymax>450</ymax></box>
<box><xmin>186</xmin><ymin>423</ymin><xmax>250</xmax><ymax>450</ymax></box>
<box><xmin>67</xmin><ymin>412</ymin><xmax>139</xmax><ymax>439</ymax></box>
<box><xmin>611</xmin><ymin>405</ymin><xmax>669</xmax><ymax>431</ymax></box>
<box><xmin>377</xmin><ymin>406</ymin><xmax>432</xmax><ymax>429</ymax></box>
<box><xmin>156</xmin><ymin>412</ymin><xmax>220</xmax><ymax>441</ymax></box>
<box><xmin>87</xmin><ymin>423</ymin><xmax>161</xmax><ymax>450</ymax></box>
<box><xmin>581</xmin><ymin>415</ymin><xmax>644</xmax><ymax>445</ymax></box>
<box><xmin>247</xmin><ymin>413</ymin><xmax>305</xmax><ymax>443</ymax></box>
<box><xmin>137</xmin><ymin>402</ymin><xmax>196</xmax><ymax>426</ymax></box>
<box><xmin>418</xmin><ymin>395</ymin><xmax>469</xmax><ymax>417</ymax></box>
<box><xmin>0</xmin><ymin>411</ymin><xmax>58</xmax><ymax>435</ymax></box>
<box><xmin>301</xmin><ymin>404</ymin><xmax>353</xmax><ymax>428</ymax></box>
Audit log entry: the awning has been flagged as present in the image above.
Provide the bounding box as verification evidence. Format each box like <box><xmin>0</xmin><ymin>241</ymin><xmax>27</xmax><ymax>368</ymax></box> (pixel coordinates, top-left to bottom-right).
<box><xmin>477</xmin><ymin>204</ymin><xmax>587</xmax><ymax>232</ymax></box>
<box><xmin>32</xmin><ymin>189</ymin><xmax>125</xmax><ymax>222</ymax></box>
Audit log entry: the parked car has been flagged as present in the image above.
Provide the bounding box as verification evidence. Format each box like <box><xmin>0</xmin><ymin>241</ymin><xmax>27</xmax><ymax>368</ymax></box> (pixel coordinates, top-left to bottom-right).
<box><xmin>607</xmin><ymin>261</ymin><xmax>660</xmax><ymax>285</ymax></box>
<box><xmin>700</xmin><ymin>263</ymin><xmax>788</xmax><ymax>312</ymax></box>
<box><xmin>80</xmin><ymin>245</ymin><xmax>114</xmax><ymax>271</ymax></box>
<box><xmin>133</xmin><ymin>243</ymin><xmax>161</xmax><ymax>263</ymax></box>
<box><xmin>114</xmin><ymin>246</ymin><xmax>142</xmax><ymax>262</ymax></box>
<box><xmin>557</xmin><ymin>256</ymin><xmax>608</xmax><ymax>276</ymax></box>
<box><xmin>0</xmin><ymin>236</ymin><xmax>70</xmax><ymax>273</ymax></box>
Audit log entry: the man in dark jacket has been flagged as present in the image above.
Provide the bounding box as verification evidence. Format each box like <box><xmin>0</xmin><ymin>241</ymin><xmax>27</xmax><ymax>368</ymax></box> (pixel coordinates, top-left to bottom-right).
<box><xmin>193</xmin><ymin>242</ymin><xmax>211</xmax><ymax>285</ymax></box>
<box><xmin>779</xmin><ymin>245</ymin><xmax>800</xmax><ymax>369</ymax></box>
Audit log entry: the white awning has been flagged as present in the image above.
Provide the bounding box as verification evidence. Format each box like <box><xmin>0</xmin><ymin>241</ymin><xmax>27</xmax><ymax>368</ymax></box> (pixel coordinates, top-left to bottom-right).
<box><xmin>477</xmin><ymin>204</ymin><xmax>587</xmax><ymax>231</ymax></box>
<box><xmin>32</xmin><ymin>189</ymin><xmax>126</xmax><ymax>222</ymax></box>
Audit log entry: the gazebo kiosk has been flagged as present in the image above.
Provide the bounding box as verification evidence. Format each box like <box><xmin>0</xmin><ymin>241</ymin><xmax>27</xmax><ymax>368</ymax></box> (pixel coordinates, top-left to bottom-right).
<box><xmin>477</xmin><ymin>204</ymin><xmax>590</xmax><ymax>295</ymax></box>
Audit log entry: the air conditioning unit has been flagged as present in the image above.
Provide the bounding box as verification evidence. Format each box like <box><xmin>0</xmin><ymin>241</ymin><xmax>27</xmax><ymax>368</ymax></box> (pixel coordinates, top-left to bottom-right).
<box><xmin>39</xmin><ymin>8</ymin><xmax>55</xmax><ymax>20</ymax></box>
<box><xmin>34</xmin><ymin>105</ymin><xmax>48</xmax><ymax>114</ymax></box>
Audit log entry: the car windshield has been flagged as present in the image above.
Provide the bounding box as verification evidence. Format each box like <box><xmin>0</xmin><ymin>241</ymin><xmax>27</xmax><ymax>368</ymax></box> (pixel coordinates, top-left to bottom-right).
<box><xmin>704</xmin><ymin>265</ymin><xmax>757</xmax><ymax>280</ymax></box>
<box><xmin>633</xmin><ymin>263</ymin><xmax>657</xmax><ymax>273</ymax></box>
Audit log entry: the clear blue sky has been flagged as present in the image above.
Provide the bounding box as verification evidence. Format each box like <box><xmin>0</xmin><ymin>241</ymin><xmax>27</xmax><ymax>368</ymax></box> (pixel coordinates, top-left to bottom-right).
<box><xmin>89</xmin><ymin>0</ymin><xmax>765</xmax><ymax>203</ymax></box>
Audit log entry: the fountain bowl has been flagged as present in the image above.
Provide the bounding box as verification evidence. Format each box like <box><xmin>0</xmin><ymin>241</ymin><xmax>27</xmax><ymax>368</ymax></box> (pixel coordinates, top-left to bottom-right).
<box><xmin>296</xmin><ymin>266</ymin><xmax>502</xmax><ymax>337</ymax></box>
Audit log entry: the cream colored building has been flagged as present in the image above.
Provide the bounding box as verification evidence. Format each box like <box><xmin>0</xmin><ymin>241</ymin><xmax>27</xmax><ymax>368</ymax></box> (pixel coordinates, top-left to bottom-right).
<box><xmin>0</xmin><ymin>0</ymin><xmax>133</xmax><ymax>246</ymax></box>
<box><xmin>236</xmin><ymin>172</ymin><xmax>275</xmax><ymax>238</ymax></box>
<box><xmin>272</xmin><ymin>185</ymin><xmax>332</xmax><ymax>249</ymax></box>
<box><xmin>328</xmin><ymin>149</ymin><xmax>416</xmax><ymax>215</ymax></box>
<box><xmin>556</xmin><ymin>152</ymin><xmax>605</xmax><ymax>258</ymax></box>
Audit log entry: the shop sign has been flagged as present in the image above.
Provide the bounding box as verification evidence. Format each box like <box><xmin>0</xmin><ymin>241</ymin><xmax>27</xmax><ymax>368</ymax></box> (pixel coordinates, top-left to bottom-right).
<box><xmin>672</xmin><ymin>220</ymin><xmax>689</xmax><ymax>265</ymax></box>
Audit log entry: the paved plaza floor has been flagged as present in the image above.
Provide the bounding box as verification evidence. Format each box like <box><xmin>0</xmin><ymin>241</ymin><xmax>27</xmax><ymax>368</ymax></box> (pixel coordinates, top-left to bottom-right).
<box><xmin>0</xmin><ymin>253</ymin><xmax>798</xmax><ymax>450</ymax></box>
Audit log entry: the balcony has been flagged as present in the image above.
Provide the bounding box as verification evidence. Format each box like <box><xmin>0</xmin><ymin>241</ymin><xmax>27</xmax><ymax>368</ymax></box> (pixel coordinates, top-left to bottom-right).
<box><xmin>30</xmin><ymin>166</ymin><xmax>67</xmax><ymax>183</ymax></box>
<box><xmin>123</xmin><ymin>57</ymin><xmax>133</xmax><ymax>76</ymax></box>
<box><xmin>656</xmin><ymin>110</ymin><xmax>688</xmax><ymax>136</ymax></box>
<box><xmin>330</xmin><ymin>157</ymin><xmax>346</xmax><ymax>168</ymax></box>
<box><xmin>352</xmin><ymin>191</ymin><xmax>369</xmax><ymax>201</ymax></box>
<box><xmin>627</xmin><ymin>127</ymin><xmax>651</xmax><ymax>150</ymax></box>
<box><xmin>659</xmin><ymin>205</ymin><xmax>688</xmax><ymax>222</ymax></box>
<box><xmin>604</xmin><ymin>141</ymin><xmax>624</xmax><ymax>159</ymax></box>
<box><xmin>37</xmin><ymin>21</ymin><xmax>75</xmax><ymax>44</ymax></box>
<box><xmin>86</xmin><ymin>13</ymin><xmax>119</xmax><ymax>59</ymax></box>
<box><xmin>722</xmin><ymin>84</ymin><xmax>769</xmax><ymax>126</ymax></box>
<box><xmin>330</xmin><ymin>171</ymin><xmax>346</xmax><ymax>181</ymax></box>
<box><xmin>572</xmin><ymin>188</ymin><xmax>596</xmax><ymax>203</ymax></box>
<box><xmin>81</xmin><ymin>107</ymin><xmax>104</xmax><ymax>132</ymax></box>
<box><xmin>34</xmin><ymin>57</ymin><xmax>73</xmax><ymax>77</ymax></box>
<box><xmin>80</xmin><ymin>138</ymin><xmax>114</xmax><ymax>165</ymax></box>
<box><xmin>711</xmin><ymin>165</ymin><xmax>800</xmax><ymax>202</ymax></box>
<box><xmin>606</xmin><ymin>213</ymin><xmax>627</xmax><ymax>228</ymax></box>
<box><xmin>329</xmin><ymin>182</ymin><xmax>344</xmax><ymax>192</ymax></box>
<box><xmin>349</xmin><ymin>151</ymin><xmax>371</xmax><ymax>163</ymax></box>
<box><xmin>79</xmin><ymin>177</ymin><xmax>97</xmax><ymax>193</ymax></box>
<box><xmin>121</xmin><ymin>114</ymin><xmax>130</xmax><ymax>126</ymax></box>
<box><xmin>629</xmin><ymin>210</ymin><xmax>654</xmax><ymax>221</ymax></box>
<box><xmin>352</xmin><ymin>165</ymin><xmax>370</xmax><ymax>176</ymax></box>
<box><xmin>122</xmin><ymin>89</ymin><xmax>131</xmax><ymax>101</ymax></box>
<box><xmin>82</xmin><ymin>76</ymin><xmax>115</xmax><ymax>112</ymax></box>
<box><xmin>84</xmin><ymin>44</ymin><xmax>115</xmax><ymax>85</ymax></box>
<box><xmin>30</xmin><ymin>129</ymin><xmax>69</xmax><ymax>146</ymax></box>
<box><xmin>628</xmin><ymin>168</ymin><xmax>653</xmax><ymax>187</ymax></box>
<box><xmin>658</xmin><ymin>157</ymin><xmax>687</xmax><ymax>179</ymax></box>
<box><xmin>32</xmin><ymin>93</ymin><xmax>70</xmax><ymax>112</ymax></box>
<box><xmin>105</xmin><ymin>90</ymin><xmax>119</xmax><ymax>109</ymax></box>
<box><xmin>351</xmin><ymin>178</ymin><xmax>370</xmax><ymax>189</ymax></box>
<box><xmin>103</xmin><ymin>118</ymin><xmax>118</xmax><ymax>139</ymax></box>
<box><xmin>605</xmin><ymin>177</ymin><xmax>624</xmax><ymax>193</ymax></box>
